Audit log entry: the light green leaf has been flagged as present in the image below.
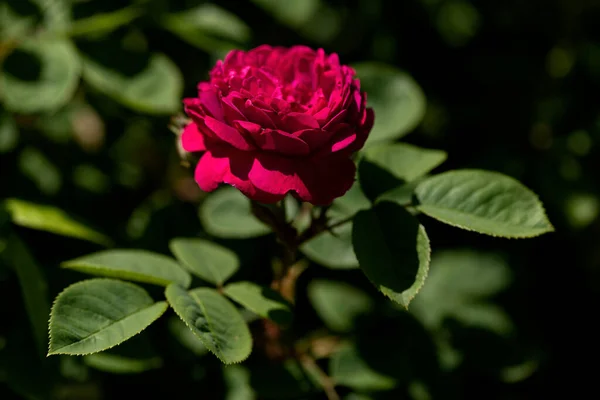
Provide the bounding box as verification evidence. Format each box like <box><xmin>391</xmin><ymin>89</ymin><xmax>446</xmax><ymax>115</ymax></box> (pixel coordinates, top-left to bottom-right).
<box><xmin>0</xmin><ymin>38</ymin><xmax>81</xmax><ymax>113</ymax></box>
<box><xmin>169</xmin><ymin>238</ymin><xmax>239</xmax><ymax>286</ymax></box>
<box><xmin>410</xmin><ymin>249</ymin><xmax>513</xmax><ymax>335</ymax></box>
<box><xmin>223</xmin><ymin>281</ymin><xmax>292</xmax><ymax>326</ymax></box>
<box><xmin>67</xmin><ymin>6</ymin><xmax>142</xmax><ymax>37</ymax></box>
<box><xmin>82</xmin><ymin>53</ymin><xmax>183</xmax><ymax>115</ymax></box>
<box><xmin>352</xmin><ymin>202</ymin><xmax>430</xmax><ymax>308</ymax></box>
<box><xmin>330</xmin><ymin>344</ymin><xmax>396</xmax><ymax>391</ymax></box>
<box><xmin>1</xmin><ymin>233</ymin><xmax>50</xmax><ymax>357</ymax></box>
<box><xmin>362</xmin><ymin>143</ymin><xmax>447</xmax><ymax>183</ymax></box>
<box><xmin>224</xmin><ymin>365</ymin><xmax>256</xmax><ymax>400</ymax></box>
<box><xmin>353</xmin><ymin>63</ymin><xmax>426</xmax><ymax>145</ymax></box>
<box><xmin>414</xmin><ymin>169</ymin><xmax>554</xmax><ymax>238</ymax></box>
<box><xmin>301</xmin><ymin>222</ymin><xmax>357</xmax><ymax>269</ymax></box>
<box><xmin>300</xmin><ymin>184</ymin><xmax>370</xmax><ymax>269</ymax></box>
<box><xmin>308</xmin><ymin>280</ymin><xmax>373</xmax><ymax>332</ymax></box>
<box><xmin>0</xmin><ymin>112</ymin><xmax>18</xmax><ymax>153</ymax></box>
<box><xmin>83</xmin><ymin>353</ymin><xmax>162</xmax><ymax>374</ymax></box>
<box><xmin>62</xmin><ymin>249</ymin><xmax>191</xmax><ymax>288</ymax></box>
<box><xmin>199</xmin><ymin>186</ymin><xmax>271</xmax><ymax>239</ymax></box>
<box><xmin>4</xmin><ymin>198</ymin><xmax>111</xmax><ymax>245</ymax></box>
<box><xmin>48</xmin><ymin>279</ymin><xmax>168</xmax><ymax>355</ymax></box>
<box><xmin>165</xmin><ymin>284</ymin><xmax>252</xmax><ymax>364</ymax></box>
<box><xmin>162</xmin><ymin>4</ymin><xmax>251</xmax><ymax>52</ymax></box>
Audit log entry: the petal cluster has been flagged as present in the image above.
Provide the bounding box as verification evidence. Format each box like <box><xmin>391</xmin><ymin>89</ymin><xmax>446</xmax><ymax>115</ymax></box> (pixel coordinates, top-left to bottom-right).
<box><xmin>182</xmin><ymin>45</ymin><xmax>374</xmax><ymax>205</ymax></box>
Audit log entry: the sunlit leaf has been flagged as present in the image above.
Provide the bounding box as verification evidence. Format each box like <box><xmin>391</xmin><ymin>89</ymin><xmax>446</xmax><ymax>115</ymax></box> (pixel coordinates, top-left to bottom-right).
<box><xmin>223</xmin><ymin>281</ymin><xmax>292</xmax><ymax>326</ymax></box>
<box><xmin>224</xmin><ymin>365</ymin><xmax>256</xmax><ymax>400</ymax></box>
<box><xmin>83</xmin><ymin>353</ymin><xmax>162</xmax><ymax>374</ymax></box>
<box><xmin>199</xmin><ymin>186</ymin><xmax>271</xmax><ymax>239</ymax></box>
<box><xmin>4</xmin><ymin>198</ymin><xmax>111</xmax><ymax>245</ymax></box>
<box><xmin>67</xmin><ymin>5</ymin><xmax>142</xmax><ymax>37</ymax></box>
<box><xmin>353</xmin><ymin>202</ymin><xmax>430</xmax><ymax>308</ymax></box>
<box><xmin>165</xmin><ymin>284</ymin><xmax>252</xmax><ymax>364</ymax></box>
<box><xmin>415</xmin><ymin>169</ymin><xmax>554</xmax><ymax>238</ymax></box>
<box><xmin>48</xmin><ymin>279</ymin><xmax>168</xmax><ymax>355</ymax></box>
<box><xmin>0</xmin><ymin>112</ymin><xmax>18</xmax><ymax>153</ymax></box>
<box><xmin>353</xmin><ymin>63</ymin><xmax>426</xmax><ymax>145</ymax></box>
<box><xmin>62</xmin><ymin>249</ymin><xmax>191</xmax><ymax>288</ymax></box>
<box><xmin>170</xmin><ymin>238</ymin><xmax>239</xmax><ymax>286</ymax></box>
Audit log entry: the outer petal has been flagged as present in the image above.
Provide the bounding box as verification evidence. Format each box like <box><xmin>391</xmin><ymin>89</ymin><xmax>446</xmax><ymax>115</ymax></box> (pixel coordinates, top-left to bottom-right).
<box><xmin>247</xmin><ymin>153</ymin><xmax>356</xmax><ymax>205</ymax></box>
<box><xmin>194</xmin><ymin>150</ymin><xmax>282</xmax><ymax>203</ymax></box>
<box><xmin>204</xmin><ymin>116</ymin><xmax>255</xmax><ymax>151</ymax></box>
<box><xmin>255</xmin><ymin>129</ymin><xmax>310</xmax><ymax>156</ymax></box>
<box><xmin>181</xmin><ymin>123</ymin><xmax>206</xmax><ymax>152</ymax></box>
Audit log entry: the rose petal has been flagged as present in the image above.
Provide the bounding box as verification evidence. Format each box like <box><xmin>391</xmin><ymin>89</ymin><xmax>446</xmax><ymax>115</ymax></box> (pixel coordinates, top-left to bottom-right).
<box><xmin>204</xmin><ymin>116</ymin><xmax>255</xmax><ymax>151</ymax></box>
<box><xmin>198</xmin><ymin>89</ymin><xmax>224</xmax><ymax>120</ymax></box>
<box><xmin>181</xmin><ymin>123</ymin><xmax>206</xmax><ymax>152</ymax></box>
<box><xmin>221</xmin><ymin>95</ymin><xmax>246</xmax><ymax>123</ymax></box>
<box><xmin>296</xmin><ymin>128</ymin><xmax>335</xmax><ymax>151</ymax></box>
<box><xmin>248</xmin><ymin>154</ymin><xmax>306</xmax><ymax>197</ymax></box>
<box><xmin>234</xmin><ymin>120</ymin><xmax>262</xmax><ymax>135</ymax></box>
<box><xmin>295</xmin><ymin>156</ymin><xmax>356</xmax><ymax>205</ymax></box>
<box><xmin>281</xmin><ymin>112</ymin><xmax>319</xmax><ymax>132</ymax></box>
<box><xmin>255</xmin><ymin>129</ymin><xmax>310</xmax><ymax>156</ymax></box>
<box><xmin>194</xmin><ymin>150</ymin><xmax>282</xmax><ymax>203</ymax></box>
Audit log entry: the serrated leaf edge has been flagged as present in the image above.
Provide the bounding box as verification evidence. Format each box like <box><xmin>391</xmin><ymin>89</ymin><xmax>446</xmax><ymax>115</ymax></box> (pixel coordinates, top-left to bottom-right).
<box><xmin>164</xmin><ymin>284</ymin><xmax>252</xmax><ymax>365</ymax></box>
<box><xmin>48</xmin><ymin>278</ymin><xmax>167</xmax><ymax>356</ymax></box>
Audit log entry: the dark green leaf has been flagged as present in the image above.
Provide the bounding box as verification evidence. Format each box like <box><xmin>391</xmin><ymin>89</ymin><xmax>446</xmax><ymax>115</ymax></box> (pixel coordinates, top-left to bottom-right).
<box><xmin>62</xmin><ymin>249</ymin><xmax>192</xmax><ymax>288</ymax></box>
<box><xmin>1</xmin><ymin>233</ymin><xmax>49</xmax><ymax>357</ymax></box>
<box><xmin>165</xmin><ymin>284</ymin><xmax>252</xmax><ymax>364</ymax></box>
<box><xmin>362</xmin><ymin>143</ymin><xmax>447</xmax><ymax>182</ymax></box>
<box><xmin>353</xmin><ymin>202</ymin><xmax>430</xmax><ymax>308</ymax></box>
<box><xmin>48</xmin><ymin>279</ymin><xmax>168</xmax><ymax>355</ymax></box>
<box><xmin>414</xmin><ymin>169</ymin><xmax>554</xmax><ymax>238</ymax></box>
<box><xmin>199</xmin><ymin>186</ymin><xmax>271</xmax><ymax>238</ymax></box>
<box><xmin>223</xmin><ymin>281</ymin><xmax>293</xmax><ymax>326</ymax></box>
<box><xmin>169</xmin><ymin>238</ymin><xmax>239</xmax><ymax>286</ymax></box>
<box><xmin>0</xmin><ymin>112</ymin><xmax>18</xmax><ymax>153</ymax></box>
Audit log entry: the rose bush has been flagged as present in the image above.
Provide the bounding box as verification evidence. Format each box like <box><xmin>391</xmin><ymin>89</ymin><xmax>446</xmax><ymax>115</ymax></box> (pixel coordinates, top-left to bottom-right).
<box><xmin>181</xmin><ymin>45</ymin><xmax>374</xmax><ymax>205</ymax></box>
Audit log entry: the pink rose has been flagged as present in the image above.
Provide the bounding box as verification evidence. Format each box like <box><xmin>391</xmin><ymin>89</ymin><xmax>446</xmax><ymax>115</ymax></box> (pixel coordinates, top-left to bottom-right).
<box><xmin>181</xmin><ymin>45</ymin><xmax>374</xmax><ymax>205</ymax></box>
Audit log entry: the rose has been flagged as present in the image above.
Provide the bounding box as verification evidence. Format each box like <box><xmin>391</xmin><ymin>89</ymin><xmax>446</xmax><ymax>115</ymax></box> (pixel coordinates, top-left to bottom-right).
<box><xmin>181</xmin><ymin>45</ymin><xmax>374</xmax><ymax>205</ymax></box>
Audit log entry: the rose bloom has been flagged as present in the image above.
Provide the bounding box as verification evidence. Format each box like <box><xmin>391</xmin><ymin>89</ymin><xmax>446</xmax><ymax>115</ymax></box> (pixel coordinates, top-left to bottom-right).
<box><xmin>181</xmin><ymin>45</ymin><xmax>374</xmax><ymax>205</ymax></box>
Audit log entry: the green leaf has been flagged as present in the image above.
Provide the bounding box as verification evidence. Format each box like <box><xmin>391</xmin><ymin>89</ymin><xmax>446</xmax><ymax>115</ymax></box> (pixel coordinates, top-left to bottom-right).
<box><xmin>224</xmin><ymin>365</ymin><xmax>256</xmax><ymax>400</ymax></box>
<box><xmin>362</xmin><ymin>143</ymin><xmax>447</xmax><ymax>183</ymax></box>
<box><xmin>0</xmin><ymin>38</ymin><xmax>81</xmax><ymax>113</ymax></box>
<box><xmin>62</xmin><ymin>249</ymin><xmax>192</xmax><ymax>288</ymax></box>
<box><xmin>308</xmin><ymin>280</ymin><xmax>373</xmax><ymax>332</ymax></box>
<box><xmin>300</xmin><ymin>184</ymin><xmax>370</xmax><ymax>269</ymax></box>
<box><xmin>352</xmin><ymin>202</ymin><xmax>430</xmax><ymax>308</ymax></box>
<box><xmin>0</xmin><ymin>112</ymin><xmax>18</xmax><ymax>153</ymax></box>
<box><xmin>330</xmin><ymin>344</ymin><xmax>396</xmax><ymax>391</ymax></box>
<box><xmin>169</xmin><ymin>238</ymin><xmax>239</xmax><ymax>286</ymax></box>
<box><xmin>168</xmin><ymin>316</ymin><xmax>208</xmax><ymax>356</ymax></box>
<box><xmin>165</xmin><ymin>284</ymin><xmax>252</xmax><ymax>364</ymax></box>
<box><xmin>250</xmin><ymin>0</ymin><xmax>319</xmax><ymax>29</ymax></box>
<box><xmin>414</xmin><ymin>169</ymin><xmax>554</xmax><ymax>238</ymax></box>
<box><xmin>410</xmin><ymin>249</ymin><xmax>513</xmax><ymax>335</ymax></box>
<box><xmin>4</xmin><ymin>198</ymin><xmax>111</xmax><ymax>246</ymax></box>
<box><xmin>300</xmin><ymin>222</ymin><xmax>357</xmax><ymax>269</ymax></box>
<box><xmin>83</xmin><ymin>353</ymin><xmax>162</xmax><ymax>374</ymax></box>
<box><xmin>161</xmin><ymin>4</ymin><xmax>251</xmax><ymax>52</ymax></box>
<box><xmin>353</xmin><ymin>63</ymin><xmax>426</xmax><ymax>146</ymax></box>
<box><xmin>223</xmin><ymin>281</ymin><xmax>292</xmax><ymax>326</ymax></box>
<box><xmin>199</xmin><ymin>186</ymin><xmax>271</xmax><ymax>239</ymax></box>
<box><xmin>82</xmin><ymin>53</ymin><xmax>183</xmax><ymax>115</ymax></box>
<box><xmin>67</xmin><ymin>6</ymin><xmax>142</xmax><ymax>37</ymax></box>
<box><xmin>19</xmin><ymin>147</ymin><xmax>62</xmax><ymax>195</ymax></box>
<box><xmin>48</xmin><ymin>279</ymin><xmax>168</xmax><ymax>355</ymax></box>
<box><xmin>1</xmin><ymin>233</ymin><xmax>50</xmax><ymax>357</ymax></box>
